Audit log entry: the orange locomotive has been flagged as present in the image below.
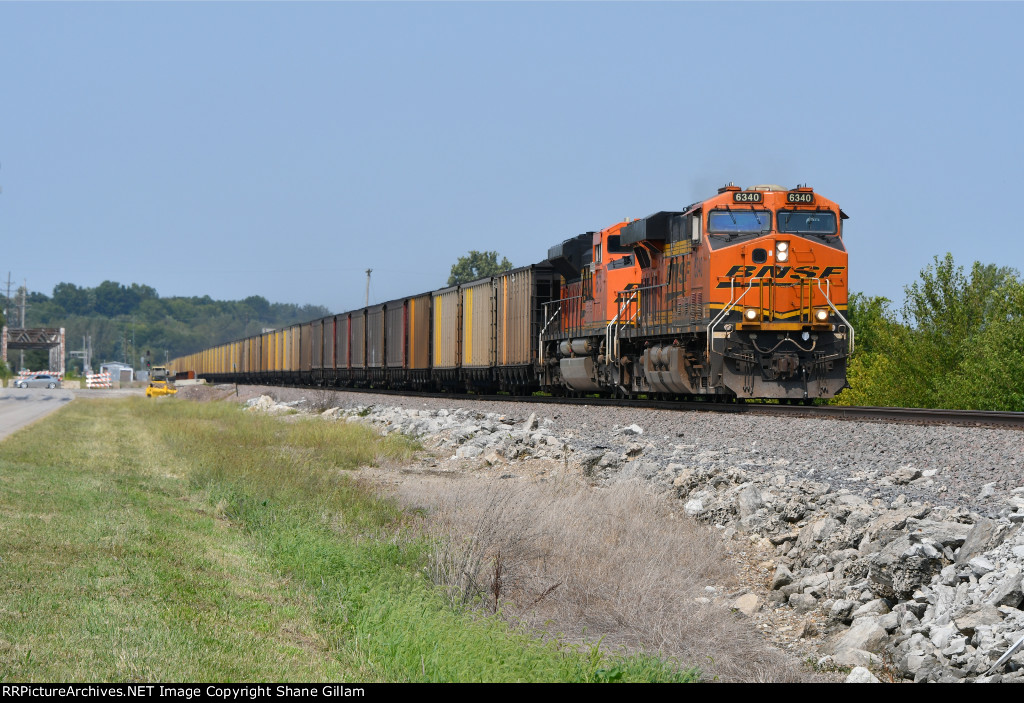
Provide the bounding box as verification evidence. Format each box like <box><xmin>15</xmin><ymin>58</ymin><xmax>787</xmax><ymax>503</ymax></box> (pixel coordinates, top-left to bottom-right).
<box><xmin>541</xmin><ymin>184</ymin><xmax>852</xmax><ymax>401</ymax></box>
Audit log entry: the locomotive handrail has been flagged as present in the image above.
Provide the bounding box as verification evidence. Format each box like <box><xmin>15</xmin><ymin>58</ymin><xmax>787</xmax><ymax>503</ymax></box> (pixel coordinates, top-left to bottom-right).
<box><xmin>543</xmin><ymin>295</ymin><xmax>587</xmax><ymax>339</ymax></box>
<box><xmin>707</xmin><ymin>277</ymin><xmax>755</xmax><ymax>362</ymax></box>
<box><xmin>545</xmin><ymin>294</ymin><xmax>586</xmax><ymax>304</ymax></box>
<box><xmin>607</xmin><ymin>281</ymin><xmax>669</xmax><ymax>356</ymax></box>
<box><xmin>615</xmin><ymin>281</ymin><xmax>668</xmax><ymax>295</ymax></box>
<box><xmin>542</xmin><ymin>295</ymin><xmax>586</xmax><ymax>322</ymax></box>
<box><xmin>538</xmin><ymin>306</ymin><xmax>561</xmax><ymax>364</ymax></box>
<box><xmin>815</xmin><ymin>279</ymin><xmax>855</xmax><ymax>354</ymax></box>
<box><xmin>708</xmin><ymin>277</ymin><xmax>855</xmax><ymax>362</ymax></box>
<box><xmin>606</xmin><ymin>288</ymin><xmax>641</xmax><ymax>361</ymax></box>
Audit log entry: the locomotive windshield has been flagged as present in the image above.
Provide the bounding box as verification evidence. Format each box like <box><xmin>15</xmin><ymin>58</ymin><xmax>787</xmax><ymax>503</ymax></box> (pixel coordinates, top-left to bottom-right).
<box><xmin>708</xmin><ymin>208</ymin><xmax>772</xmax><ymax>235</ymax></box>
<box><xmin>777</xmin><ymin>210</ymin><xmax>837</xmax><ymax>235</ymax></box>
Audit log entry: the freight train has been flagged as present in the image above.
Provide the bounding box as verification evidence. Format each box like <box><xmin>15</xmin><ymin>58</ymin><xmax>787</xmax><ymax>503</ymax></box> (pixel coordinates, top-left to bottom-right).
<box><xmin>170</xmin><ymin>183</ymin><xmax>852</xmax><ymax>401</ymax></box>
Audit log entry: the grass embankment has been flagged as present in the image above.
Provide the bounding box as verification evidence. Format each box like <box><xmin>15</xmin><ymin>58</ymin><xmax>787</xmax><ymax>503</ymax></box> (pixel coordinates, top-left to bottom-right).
<box><xmin>0</xmin><ymin>398</ymin><xmax>695</xmax><ymax>682</ymax></box>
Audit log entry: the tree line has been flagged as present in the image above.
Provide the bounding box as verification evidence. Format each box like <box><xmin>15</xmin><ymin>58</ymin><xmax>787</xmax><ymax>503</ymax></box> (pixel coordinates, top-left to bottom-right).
<box><xmin>2</xmin><ymin>281</ymin><xmax>329</xmax><ymax>374</ymax></box>
<box><xmin>840</xmin><ymin>253</ymin><xmax>1024</xmax><ymax>411</ymax></box>
<box><xmin>2</xmin><ymin>248</ymin><xmax>511</xmax><ymax>375</ymax></box>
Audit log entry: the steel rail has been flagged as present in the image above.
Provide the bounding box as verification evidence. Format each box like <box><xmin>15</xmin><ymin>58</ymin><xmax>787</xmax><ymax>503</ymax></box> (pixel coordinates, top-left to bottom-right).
<box><xmin>257</xmin><ymin>382</ymin><xmax>1024</xmax><ymax>430</ymax></box>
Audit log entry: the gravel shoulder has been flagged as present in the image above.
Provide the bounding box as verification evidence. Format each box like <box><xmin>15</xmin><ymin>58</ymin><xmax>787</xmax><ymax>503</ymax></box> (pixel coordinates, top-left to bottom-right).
<box><xmin>185</xmin><ymin>384</ymin><xmax>1023</xmax><ymax>517</ymax></box>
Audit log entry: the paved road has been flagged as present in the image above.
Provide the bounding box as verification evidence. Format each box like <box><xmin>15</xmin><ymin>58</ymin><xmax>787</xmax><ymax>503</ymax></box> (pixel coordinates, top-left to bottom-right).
<box><xmin>70</xmin><ymin>387</ymin><xmax>145</xmax><ymax>399</ymax></box>
<box><xmin>0</xmin><ymin>388</ymin><xmax>75</xmax><ymax>441</ymax></box>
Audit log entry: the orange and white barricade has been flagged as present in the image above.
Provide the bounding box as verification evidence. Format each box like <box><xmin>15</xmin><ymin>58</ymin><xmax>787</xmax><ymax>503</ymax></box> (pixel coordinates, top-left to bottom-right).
<box><xmin>86</xmin><ymin>372</ymin><xmax>112</xmax><ymax>388</ymax></box>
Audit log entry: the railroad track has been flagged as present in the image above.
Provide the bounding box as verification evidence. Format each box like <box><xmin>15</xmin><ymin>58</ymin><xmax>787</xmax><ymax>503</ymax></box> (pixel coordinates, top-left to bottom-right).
<box><xmin>267</xmin><ymin>383</ymin><xmax>1024</xmax><ymax>429</ymax></box>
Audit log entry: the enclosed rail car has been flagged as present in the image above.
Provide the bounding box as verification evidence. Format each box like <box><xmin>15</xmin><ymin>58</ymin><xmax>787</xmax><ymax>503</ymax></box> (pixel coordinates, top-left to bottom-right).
<box><xmin>177</xmin><ymin>264</ymin><xmax>560</xmax><ymax>393</ymax></box>
<box><xmin>170</xmin><ymin>184</ymin><xmax>851</xmax><ymax>401</ymax></box>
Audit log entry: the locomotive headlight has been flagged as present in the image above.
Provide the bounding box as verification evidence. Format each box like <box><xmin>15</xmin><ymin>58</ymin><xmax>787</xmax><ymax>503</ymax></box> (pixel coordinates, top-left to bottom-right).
<box><xmin>744</xmin><ymin>308</ymin><xmax>758</xmax><ymax>321</ymax></box>
<box><xmin>814</xmin><ymin>308</ymin><xmax>829</xmax><ymax>322</ymax></box>
<box><xmin>776</xmin><ymin>241</ymin><xmax>790</xmax><ymax>262</ymax></box>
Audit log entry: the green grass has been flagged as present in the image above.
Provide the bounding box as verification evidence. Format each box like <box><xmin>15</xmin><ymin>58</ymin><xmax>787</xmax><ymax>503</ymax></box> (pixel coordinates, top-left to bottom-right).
<box><xmin>0</xmin><ymin>398</ymin><xmax>697</xmax><ymax>682</ymax></box>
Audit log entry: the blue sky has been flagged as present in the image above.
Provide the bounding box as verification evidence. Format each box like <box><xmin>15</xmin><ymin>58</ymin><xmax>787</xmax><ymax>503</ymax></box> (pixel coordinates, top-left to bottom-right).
<box><xmin>1</xmin><ymin>2</ymin><xmax>1022</xmax><ymax>316</ymax></box>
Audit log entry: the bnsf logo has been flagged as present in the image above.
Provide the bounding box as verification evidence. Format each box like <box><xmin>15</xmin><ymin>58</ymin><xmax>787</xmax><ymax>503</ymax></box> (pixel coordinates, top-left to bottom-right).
<box><xmin>717</xmin><ymin>265</ymin><xmax>845</xmax><ymax>288</ymax></box>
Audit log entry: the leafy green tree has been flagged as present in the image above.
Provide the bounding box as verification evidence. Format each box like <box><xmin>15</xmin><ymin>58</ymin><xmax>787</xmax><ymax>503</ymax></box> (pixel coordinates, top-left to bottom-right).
<box><xmin>137</xmin><ymin>298</ymin><xmax>169</xmax><ymax>323</ymax></box>
<box><xmin>243</xmin><ymin>295</ymin><xmax>271</xmax><ymax>318</ymax></box>
<box><xmin>53</xmin><ymin>283</ymin><xmax>93</xmax><ymax>316</ymax></box>
<box><xmin>836</xmin><ymin>254</ymin><xmax>1024</xmax><ymax>411</ymax></box>
<box><xmin>447</xmin><ymin>250</ymin><xmax>513</xmax><ymax>286</ymax></box>
<box><xmin>834</xmin><ymin>293</ymin><xmax>909</xmax><ymax>407</ymax></box>
<box><xmin>846</xmin><ymin>292</ymin><xmax>900</xmax><ymax>358</ymax></box>
<box><xmin>94</xmin><ymin>281</ymin><xmax>139</xmax><ymax>317</ymax></box>
<box><xmin>129</xmin><ymin>283</ymin><xmax>158</xmax><ymax>301</ymax></box>
<box><xmin>941</xmin><ymin>276</ymin><xmax>1024</xmax><ymax>410</ymax></box>
<box><xmin>22</xmin><ymin>349</ymin><xmax>50</xmax><ymax>371</ymax></box>
<box><xmin>902</xmin><ymin>255</ymin><xmax>1013</xmax><ymax>371</ymax></box>
<box><xmin>901</xmin><ymin>254</ymin><xmax>1016</xmax><ymax>407</ymax></box>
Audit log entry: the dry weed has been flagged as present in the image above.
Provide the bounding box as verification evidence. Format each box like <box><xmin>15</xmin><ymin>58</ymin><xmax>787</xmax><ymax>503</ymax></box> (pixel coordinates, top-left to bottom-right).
<box><xmin>397</xmin><ymin>476</ymin><xmax>812</xmax><ymax>682</ymax></box>
<box><xmin>307</xmin><ymin>388</ymin><xmax>338</xmax><ymax>413</ymax></box>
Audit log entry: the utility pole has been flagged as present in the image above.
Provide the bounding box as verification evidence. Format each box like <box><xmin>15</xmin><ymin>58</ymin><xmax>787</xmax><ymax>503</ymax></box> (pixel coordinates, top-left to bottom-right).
<box><xmin>3</xmin><ymin>272</ymin><xmax>11</xmax><ymax>324</ymax></box>
<box><xmin>18</xmin><ymin>280</ymin><xmax>27</xmax><ymax>328</ymax></box>
<box><xmin>365</xmin><ymin>268</ymin><xmax>372</xmax><ymax>306</ymax></box>
<box><xmin>17</xmin><ymin>281</ymin><xmax>26</xmax><ymax>369</ymax></box>
<box><xmin>70</xmin><ymin>334</ymin><xmax>93</xmax><ymax>376</ymax></box>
